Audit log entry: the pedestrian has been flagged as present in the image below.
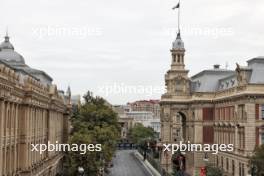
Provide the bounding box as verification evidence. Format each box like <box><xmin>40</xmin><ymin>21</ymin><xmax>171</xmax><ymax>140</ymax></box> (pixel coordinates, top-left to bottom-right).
<box><xmin>143</xmin><ymin>151</ymin><xmax>147</xmax><ymax>161</ymax></box>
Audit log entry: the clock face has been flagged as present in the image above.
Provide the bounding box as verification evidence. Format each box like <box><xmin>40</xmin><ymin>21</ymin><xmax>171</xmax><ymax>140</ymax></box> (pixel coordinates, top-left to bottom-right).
<box><xmin>175</xmin><ymin>80</ymin><xmax>183</xmax><ymax>92</ymax></box>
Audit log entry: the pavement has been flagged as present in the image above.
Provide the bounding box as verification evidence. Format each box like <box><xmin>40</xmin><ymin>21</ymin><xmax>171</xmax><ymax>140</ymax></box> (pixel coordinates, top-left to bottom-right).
<box><xmin>107</xmin><ymin>150</ymin><xmax>152</xmax><ymax>176</ymax></box>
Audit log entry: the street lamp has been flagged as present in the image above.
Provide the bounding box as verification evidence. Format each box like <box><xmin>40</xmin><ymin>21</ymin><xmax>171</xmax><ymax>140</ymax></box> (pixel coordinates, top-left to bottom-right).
<box><xmin>251</xmin><ymin>164</ymin><xmax>257</xmax><ymax>176</ymax></box>
<box><xmin>100</xmin><ymin>153</ymin><xmax>105</xmax><ymax>176</ymax></box>
<box><xmin>78</xmin><ymin>166</ymin><xmax>84</xmax><ymax>176</ymax></box>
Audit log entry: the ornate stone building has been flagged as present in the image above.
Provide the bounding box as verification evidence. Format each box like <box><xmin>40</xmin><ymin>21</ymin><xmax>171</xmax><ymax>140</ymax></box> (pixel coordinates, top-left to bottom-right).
<box><xmin>0</xmin><ymin>34</ymin><xmax>71</xmax><ymax>176</ymax></box>
<box><xmin>160</xmin><ymin>31</ymin><xmax>264</xmax><ymax>175</ymax></box>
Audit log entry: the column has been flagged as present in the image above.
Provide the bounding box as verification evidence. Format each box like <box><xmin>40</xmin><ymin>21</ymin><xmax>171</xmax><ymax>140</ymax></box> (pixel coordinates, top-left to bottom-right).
<box><xmin>10</xmin><ymin>103</ymin><xmax>14</xmax><ymax>174</ymax></box>
<box><xmin>235</xmin><ymin>126</ymin><xmax>238</xmax><ymax>153</ymax></box>
<box><xmin>245</xmin><ymin>104</ymin><xmax>257</xmax><ymax>152</ymax></box>
<box><xmin>0</xmin><ymin>100</ymin><xmax>4</xmax><ymax>176</ymax></box>
<box><xmin>6</xmin><ymin>102</ymin><xmax>12</xmax><ymax>174</ymax></box>
<box><xmin>28</xmin><ymin>106</ymin><xmax>32</xmax><ymax>169</ymax></box>
<box><xmin>14</xmin><ymin>104</ymin><xmax>18</xmax><ymax>174</ymax></box>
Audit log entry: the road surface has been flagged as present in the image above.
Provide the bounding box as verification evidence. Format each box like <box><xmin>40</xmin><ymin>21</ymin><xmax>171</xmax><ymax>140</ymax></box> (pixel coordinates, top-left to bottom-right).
<box><xmin>107</xmin><ymin>150</ymin><xmax>152</xmax><ymax>176</ymax></box>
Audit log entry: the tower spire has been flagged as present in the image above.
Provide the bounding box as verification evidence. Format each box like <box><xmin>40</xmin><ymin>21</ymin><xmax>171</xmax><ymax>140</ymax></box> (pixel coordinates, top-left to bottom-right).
<box><xmin>4</xmin><ymin>27</ymin><xmax>9</xmax><ymax>42</ymax></box>
<box><xmin>171</xmin><ymin>1</ymin><xmax>185</xmax><ymax>70</ymax></box>
<box><xmin>6</xmin><ymin>27</ymin><xmax>8</xmax><ymax>37</ymax></box>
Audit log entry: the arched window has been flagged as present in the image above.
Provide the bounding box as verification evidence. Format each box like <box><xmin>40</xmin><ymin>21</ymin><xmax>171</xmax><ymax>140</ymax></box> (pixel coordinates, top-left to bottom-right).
<box><xmin>177</xmin><ymin>54</ymin><xmax>181</xmax><ymax>62</ymax></box>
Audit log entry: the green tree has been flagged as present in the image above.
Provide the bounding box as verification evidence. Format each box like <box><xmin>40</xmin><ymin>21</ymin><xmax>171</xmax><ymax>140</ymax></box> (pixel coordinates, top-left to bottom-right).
<box><xmin>250</xmin><ymin>145</ymin><xmax>264</xmax><ymax>176</ymax></box>
<box><xmin>65</xmin><ymin>91</ymin><xmax>120</xmax><ymax>176</ymax></box>
<box><xmin>128</xmin><ymin>123</ymin><xmax>155</xmax><ymax>145</ymax></box>
<box><xmin>205</xmin><ymin>164</ymin><xmax>223</xmax><ymax>176</ymax></box>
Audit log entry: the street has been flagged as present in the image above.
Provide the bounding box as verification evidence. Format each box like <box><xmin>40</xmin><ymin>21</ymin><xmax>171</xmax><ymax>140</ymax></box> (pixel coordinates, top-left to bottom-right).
<box><xmin>107</xmin><ymin>150</ymin><xmax>152</xmax><ymax>176</ymax></box>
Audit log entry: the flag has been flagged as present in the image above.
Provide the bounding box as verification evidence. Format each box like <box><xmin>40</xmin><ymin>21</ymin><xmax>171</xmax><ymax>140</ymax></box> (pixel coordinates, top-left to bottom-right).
<box><xmin>172</xmin><ymin>3</ymin><xmax>180</xmax><ymax>10</ymax></box>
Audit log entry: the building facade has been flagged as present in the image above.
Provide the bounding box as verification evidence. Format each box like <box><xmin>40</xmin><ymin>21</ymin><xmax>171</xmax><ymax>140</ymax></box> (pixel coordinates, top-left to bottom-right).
<box><xmin>0</xmin><ymin>34</ymin><xmax>71</xmax><ymax>176</ymax></box>
<box><xmin>160</xmin><ymin>31</ymin><xmax>264</xmax><ymax>175</ymax></box>
<box><xmin>126</xmin><ymin>111</ymin><xmax>155</xmax><ymax>127</ymax></box>
<box><xmin>129</xmin><ymin>100</ymin><xmax>160</xmax><ymax>119</ymax></box>
<box><xmin>113</xmin><ymin>103</ymin><xmax>161</xmax><ymax>138</ymax></box>
<box><xmin>113</xmin><ymin>105</ymin><xmax>134</xmax><ymax>140</ymax></box>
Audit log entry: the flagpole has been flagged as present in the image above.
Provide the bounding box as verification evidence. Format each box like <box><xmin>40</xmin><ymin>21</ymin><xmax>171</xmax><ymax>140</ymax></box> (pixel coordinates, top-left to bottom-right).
<box><xmin>178</xmin><ymin>0</ymin><xmax>180</xmax><ymax>33</ymax></box>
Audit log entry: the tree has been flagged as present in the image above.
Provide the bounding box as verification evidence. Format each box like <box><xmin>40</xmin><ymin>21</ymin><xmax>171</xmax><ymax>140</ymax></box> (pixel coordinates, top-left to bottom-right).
<box><xmin>250</xmin><ymin>145</ymin><xmax>264</xmax><ymax>176</ymax></box>
<box><xmin>205</xmin><ymin>164</ymin><xmax>223</xmax><ymax>176</ymax></box>
<box><xmin>65</xmin><ymin>91</ymin><xmax>120</xmax><ymax>176</ymax></box>
<box><xmin>128</xmin><ymin>123</ymin><xmax>155</xmax><ymax>145</ymax></box>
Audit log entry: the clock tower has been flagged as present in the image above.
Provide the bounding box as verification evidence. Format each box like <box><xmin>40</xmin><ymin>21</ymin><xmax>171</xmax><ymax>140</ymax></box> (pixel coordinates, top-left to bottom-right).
<box><xmin>165</xmin><ymin>31</ymin><xmax>190</xmax><ymax>96</ymax></box>
<box><xmin>160</xmin><ymin>31</ymin><xmax>191</xmax><ymax>172</ymax></box>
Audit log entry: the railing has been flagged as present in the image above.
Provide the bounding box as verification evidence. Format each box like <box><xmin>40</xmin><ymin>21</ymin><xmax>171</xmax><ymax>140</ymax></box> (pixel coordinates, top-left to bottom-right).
<box><xmin>116</xmin><ymin>143</ymin><xmax>137</xmax><ymax>150</ymax></box>
<box><xmin>138</xmin><ymin>148</ymin><xmax>171</xmax><ymax>176</ymax></box>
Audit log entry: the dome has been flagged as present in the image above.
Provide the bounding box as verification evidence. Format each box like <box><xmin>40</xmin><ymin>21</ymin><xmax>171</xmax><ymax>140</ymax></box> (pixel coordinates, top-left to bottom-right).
<box><xmin>0</xmin><ymin>36</ymin><xmax>14</xmax><ymax>50</ymax></box>
<box><xmin>0</xmin><ymin>35</ymin><xmax>25</xmax><ymax>64</ymax></box>
<box><xmin>172</xmin><ymin>32</ymin><xmax>184</xmax><ymax>50</ymax></box>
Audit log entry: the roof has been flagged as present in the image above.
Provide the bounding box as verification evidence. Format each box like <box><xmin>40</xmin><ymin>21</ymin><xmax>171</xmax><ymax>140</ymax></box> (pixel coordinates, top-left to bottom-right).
<box><xmin>0</xmin><ymin>36</ymin><xmax>14</xmax><ymax>50</ymax></box>
<box><xmin>191</xmin><ymin>57</ymin><xmax>264</xmax><ymax>92</ymax></box>
<box><xmin>247</xmin><ymin>57</ymin><xmax>264</xmax><ymax>84</ymax></box>
<box><xmin>129</xmin><ymin>99</ymin><xmax>160</xmax><ymax>105</ymax></box>
<box><xmin>0</xmin><ymin>59</ymin><xmax>39</xmax><ymax>81</ymax></box>
<box><xmin>191</xmin><ymin>69</ymin><xmax>234</xmax><ymax>80</ymax></box>
<box><xmin>0</xmin><ymin>34</ymin><xmax>53</xmax><ymax>85</ymax></box>
<box><xmin>191</xmin><ymin>67</ymin><xmax>235</xmax><ymax>92</ymax></box>
<box><xmin>172</xmin><ymin>32</ymin><xmax>184</xmax><ymax>50</ymax></box>
<box><xmin>0</xmin><ymin>35</ymin><xmax>25</xmax><ymax>64</ymax></box>
<box><xmin>247</xmin><ymin>56</ymin><xmax>264</xmax><ymax>64</ymax></box>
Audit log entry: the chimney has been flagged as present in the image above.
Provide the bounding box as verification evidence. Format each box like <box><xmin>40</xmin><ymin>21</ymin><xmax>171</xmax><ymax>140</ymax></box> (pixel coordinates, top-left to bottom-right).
<box><xmin>214</xmin><ymin>64</ymin><xmax>220</xmax><ymax>69</ymax></box>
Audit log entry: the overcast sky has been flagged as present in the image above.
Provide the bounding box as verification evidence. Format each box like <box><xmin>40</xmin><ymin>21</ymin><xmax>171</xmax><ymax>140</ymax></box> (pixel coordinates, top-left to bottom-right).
<box><xmin>1</xmin><ymin>0</ymin><xmax>264</xmax><ymax>104</ymax></box>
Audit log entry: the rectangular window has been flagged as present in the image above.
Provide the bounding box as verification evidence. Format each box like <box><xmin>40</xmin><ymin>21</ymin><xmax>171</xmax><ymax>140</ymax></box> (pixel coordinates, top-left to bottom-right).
<box><xmin>242</xmin><ymin>163</ymin><xmax>245</xmax><ymax>176</ymax></box>
<box><xmin>256</xmin><ymin>104</ymin><xmax>259</xmax><ymax>120</ymax></box>
<box><xmin>262</xmin><ymin>105</ymin><xmax>264</xmax><ymax>120</ymax></box>
<box><xmin>203</xmin><ymin>108</ymin><xmax>214</xmax><ymax>121</ymax></box>
<box><xmin>261</xmin><ymin>133</ymin><xmax>264</xmax><ymax>145</ymax></box>
<box><xmin>238</xmin><ymin>105</ymin><xmax>245</xmax><ymax>120</ymax></box>
<box><xmin>203</xmin><ymin>126</ymin><xmax>214</xmax><ymax>144</ymax></box>
<box><xmin>239</xmin><ymin>163</ymin><xmax>241</xmax><ymax>176</ymax></box>
<box><xmin>215</xmin><ymin>108</ymin><xmax>219</xmax><ymax>120</ymax></box>
<box><xmin>232</xmin><ymin>160</ymin><xmax>235</xmax><ymax>176</ymax></box>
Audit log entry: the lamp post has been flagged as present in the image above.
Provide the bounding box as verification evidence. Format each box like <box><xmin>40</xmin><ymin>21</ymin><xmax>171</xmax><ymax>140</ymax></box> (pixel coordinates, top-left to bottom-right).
<box><xmin>143</xmin><ymin>140</ymin><xmax>148</xmax><ymax>161</ymax></box>
<box><xmin>77</xmin><ymin>166</ymin><xmax>84</xmax><ymax>176</ymax></box>
<box><xmin>251</xmin><ymin>164</ymin><xmax>257</xmax><ymax>176</ymax></box>
<box><xmin>100</xmin><ymin>153</ymin><xmax>105</xmax><ymax>176</ymax></box>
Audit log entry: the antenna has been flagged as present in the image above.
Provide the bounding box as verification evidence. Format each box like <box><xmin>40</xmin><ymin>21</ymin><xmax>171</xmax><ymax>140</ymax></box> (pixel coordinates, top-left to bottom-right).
<box><xmin>225</xmin><ymin>61</ymin><xmax>229</xmax><ymax>69</ymax></box>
